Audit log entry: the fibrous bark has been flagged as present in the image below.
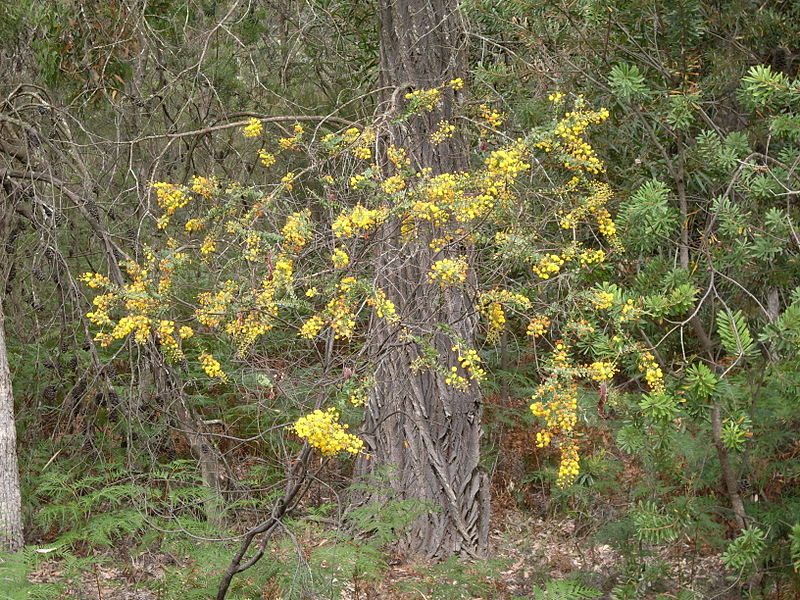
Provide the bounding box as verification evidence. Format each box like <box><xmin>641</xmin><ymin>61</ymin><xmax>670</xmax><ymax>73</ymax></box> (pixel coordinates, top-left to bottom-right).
<box><xmin>357</xmin><ymin>0</ymin><xmax>489</xmax><ymax>558</ymax></box>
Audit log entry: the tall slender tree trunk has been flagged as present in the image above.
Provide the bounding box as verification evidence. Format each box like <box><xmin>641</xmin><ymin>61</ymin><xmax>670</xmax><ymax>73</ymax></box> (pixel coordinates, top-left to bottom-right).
<box><xmin>0</xmin><ymin>297</ymin><xmax>24</xmax><ymax>552</ymax></box>
<box><xmin>357</xmin><ymin>0</ymin><xmax>489</xmax><ymax>558</ymax></box>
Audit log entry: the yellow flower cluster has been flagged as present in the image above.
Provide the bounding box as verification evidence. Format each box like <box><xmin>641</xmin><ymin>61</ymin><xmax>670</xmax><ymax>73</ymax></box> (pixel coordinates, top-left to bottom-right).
<box><xmin>300</xmin><ymin>279</ymin><xmax>360</xmax><ymax>341</ymax></box>
<box><xmin>156</xmin><ymin>319</ymin><xmax>183</xmax><ymax>360</ymax></box>
<box><xmin>199</xmin><ymin>351</ymin><xmax>227</xmax><ymax>381</ymax></box>
<box><xmin>224</xmin><ymin>310</ymin><xmax>273</xmax><ymax>352</ymax></box>
<box><xmin>484</xmin><ymin>302</ymin><xmax>505</xmax><ymax>342</ymax></box>
<box><xmin>557</xmin><ymin>441</ymin><xmax>580</xmax><ymax>487</ymax></box>
<box><xmin>638</xmin><ymin>351</ymin><xmax>665</xmax><ymax>392</ymax></box>
<box><xmin>281</xmin><ymin>209</ymin><xmax>312</xmax><ymax>251</ymax></box>
<box><xmin>382</xmin><ymin>175</ymin><xmax>406</xmax><ymax>194</ymax></box>
<box><xmin>353</xmin><ymin>145</ymin><xmax>371</xmax><ymax>160</ymax></box>
<box><xmin>485</xmin><ymin>143</ymin><xmax>530</xmax><ymax>178</ymax></box>
<box><xmin>292</xmin><ymin>408</ymin><xmax>364</xmax><ymax>456</ymax></box>
<box><xmin>620</xmin><ymin>298</ymin><xmax>640</xmax><ymax>321</ymax></box>
<box><xmin>242</xmin><ymin>117</ymin><xmax>263</xmax><ymax>138</ymax></box>
<box><xmin>299</xmin><ymin>315</ymin><xmax>325</xmax><ymax>339</ymax></box>
<box><xmin>449</xmin><ymin>78</ymin><xmax>464</xmax><ymax>90</ymax></box>
<box><xmin>87</xmin><ymin>294</ymin><xmax>115</xmax><ymax>326</ymax></box>
<box><xmin>479</xmin><ymin>104</ymin><xmax>504</xmax><ymax>129</ymax></box>
<box><xmin>558</xmin><ymin>180</ymin><xmax>614</xmax><ymax>232</ymax></box>
<box><xmin>552</xmin><ymin>341</ymin><xmax>571</xmax><ymax>366</ymax></box>
<box><xmin>592</xmin><ymin>289</ymin><xmax>615</xmax><ymax>310</ymax></box>
<box><xmin>423</xmin><ymin>171</ymin><xmax>462</xmax><ymax>204</ymax></box>
<box><xmin>348</xmin><ymin>377</ymin><xmax>374</xmax><ymax>407</ymax></box>
<box><xmin>338</xmin><ymin>276</ymin><xmax>357</xmax><ymax>292</ymax></box>
<box><xmin>190</xmin><ymin>176</ymin><xmax>217</xmax><ymax>199</ymax></box>
<box><xmin>428</xmin><ymin>233</ymin><xmax>454</xmax><ymax>252</ymax></box>
<box><xmin>196</xmin><ymin>280</ymin><xmax>237</xmax><ymax>328</ymax></box>
<box><xmin>327</xmin><ymin>295</ymin><xmax>356</xmax><ymax>339</ymax></box>
<box><xmin>387</xmin><ymin>145</ymin><xmax>410</xmax><ymax>168</ymax></box>
<box><xmin>367</xmin><ymin>288</ymin><xmax>399</xmax><ymax>323</ymax></box>
<box><xmin>477</xmin><ymin>289</ymin><xmax>531</xmax><ymax>341</ymax></box>
<box><xmin>272</xmin><ymin>256</ymin><xmax>294</xmax><ymax>287</ymax></box>
<box><xmin>445</xmin><ymin>367</ymin><xmax>470</xmax><ymax>391</ymax></box>
<box><xmin>431</xmin><ymin>120</ymin><xmax>456</xmax><ymax>144</ymax></box>
<box><xmin>200</xmin><ymin>236</ymin><xmax>216</xmax><ymax>255</ymax></box>
<box><xmin>532</xmin><ymin>253</ymin><xmax>565</xmax><ymax>279</ymax></box>
<box><xmin>595</xmin><ymin>212</ymin><xmax>623</xmax><ymax>250</ymax></box>
<box><xmin>537</xmin><ymin>98</ymin><xmax>609</xmax><ymax>174</ymax></box>
<box><xmin>281</xmin><ymin>172</ymin><xmax>295</xmax><ymax>191</ymax></box>
<box><xmin>331</xmin><ymin>247</ymin><xmax>349</xmax><ymax>268</ymax></box>
<box><xmin>548</xmin><ymin>92</ymin><xmax>564</xmax><ymax>103</ymax></box>
<box><xmin>258</xmin><ymin>149</ymin><xmax>276</xmax><ymax>167</ymax></box>
<box><xmin>530</xmin><ymin>382</ymin><xmax>578</xmax><ymax>440</ymax></box>
<box><xmin>530</xmin><ymin>380</ymin><xmax>583</xmax><ymax>486</ymax></box>
<box><xmin>278</xmin><ymin>123</ymin><xmax>304</xmax><ymax>150</ymax></box>
<box><xmin>588</xmin><ymin>361</ymin><xmax>617</xmax><ymax>382</ymax></box>
<box><xmin>80</xmin><ymin>272</ymin><xmax>112</xmax><ymax>289</ymax></box>
<box><xmin>428</xmin><ymin>256</ymin><xmax>468</xmax><ymax>286</ymax></box>
<box><xmin>408</xmin><ymin>200</ymin><xmax>448</xmax><ymax>228</ymax></box>
<box><xmin>332</xmin><ymin>204</ymin><xmax>386</xmax><ymax>238</ymax></box>
<box><xmin>83</xmin><ymin>247</ymin><xmax>194</xmax><ymax>353</ymax></box>
<box><xmin>444</xmin><ymin>345</ymin><xmax>485</xmax><ymax>390</ymax></box>
<box><xmin>152</xmin><ymin>182</ymin><xmax>190</xmax><ymax>229</ymax></box>
<box><xmin>243</xmin><ymin>232</ymin><xmax>263</xmax><ymax>262</ymax></box>
<box><xmin>104</xmin><ymin>314</ymin><xmax>151</xmax><ymax>346</ymax></box>
<box><xmin>580</xmin><ymin>248</ymin><xmax>606</xmax><ymax>265</ymax></box>
<box><xmin>185</xmin><ymin>218</ymin><xmax>204</xmax><ymax>232</ymax></box>
<box><xmin>454</xmin><ymin>346</ymin><xmax>486</xmax><ymax>383</ymax></box>
<box><xmin>527</xmin><ymin>314</ymin><xmax>551</xmax><ymax>338</ymax></box>
<box><xmin>346</xmin><ymin>127</ymin><xmax>375</xmax><ymax>160</ymax></box>
<box><xmin>350</xmin><ymin>174</ymin><xmax>369</xmax><ymax>189</ymax></box>
<box><xmin>405</xmin><ymin>87</ymin><xmax>441</xmax><ymax>112</ymax></box>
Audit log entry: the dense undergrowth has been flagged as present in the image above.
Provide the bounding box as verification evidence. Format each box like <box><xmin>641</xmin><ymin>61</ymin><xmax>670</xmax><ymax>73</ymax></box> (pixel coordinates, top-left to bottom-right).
<box><xmin>2</xmin><ymin>1</ymin><xmax>800</xmax><ymax>599</ymax></box>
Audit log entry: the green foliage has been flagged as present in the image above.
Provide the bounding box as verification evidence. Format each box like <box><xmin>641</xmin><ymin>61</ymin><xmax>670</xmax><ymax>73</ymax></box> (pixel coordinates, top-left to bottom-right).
<box><xmin>684</xmin><ymin>362</ymin><xmax>718</xmax><ymax>400</ymax></box>
<box><xmin>721</xmin><ymin>414</ymin><xmax>752</xmax><ymax>452</ymax></box>
<box><xmin>717</xmin><ymin>309</ymin><xmax>759</xmax><ymax>361</ymax></box>
<box><xmin>759</xmin><ymin>294</ymin><xmax>800</xmax><ymax>353</ymax></box>
<box><xmin>393</xmin><ymin>556</ymin><xmax>506</xmax><ymax>600</ymax></box>
<box><xmin>5</xmin><ymin>0</ymin><xmax>800</xmax><ymax>597</ymax></box>
<box><xmin>740</xmin><ymin>65</ymin><xmax>799</xmax><ymax>111</ymax></box>
<box><xmin>722</xmin><ymin>526</ymin><xmax>767</xmax><ymax>572</ymax></box>
<box><xmin>631</xmin><ymin>500</ymin><xmax>684</xmax><ymax>545</ymax></box>
<box><xmin>617</xmin><ymin>180</ymin><xmax>677</xmax><ymax>253</ymax></box>
<box><xmin>0</xmin><ymin>547</ymin><xmax>84</xmax><ymax>600</ymax></box>
<box><xmin>608</xmin><ymin>64</ymin><xmax>650</xmax><ymax>100</ymax></box>
<box><xmin>531</xmin><ymin>578</ymin><xmax>602</xmax><ymax>599</ymax></box>
<box><xmin>790</xmin><ymin>523</ymin><xmax>800</xmax><ymax>574</ymax></box>
<box><xmin>638</xmin><ymin>391</ymin><xmax>680</xmax><ymax>424</ymax></box>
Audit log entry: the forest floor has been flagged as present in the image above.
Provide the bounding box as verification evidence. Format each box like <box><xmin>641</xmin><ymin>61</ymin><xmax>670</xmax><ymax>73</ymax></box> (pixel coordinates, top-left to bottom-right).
<box><xmin>27</xmin><ymin>508</ymin><xmax>732</xmax><ymax>600</ymax></box>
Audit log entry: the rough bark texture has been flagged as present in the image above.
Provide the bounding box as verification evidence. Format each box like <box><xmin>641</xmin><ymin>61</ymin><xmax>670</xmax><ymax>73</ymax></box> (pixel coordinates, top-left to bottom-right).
<box><xmin>0</xmin><ymin>297</ymin><xmax>24</xmax><ymax>551</ymax></box>
<box><xmin>356</xmin><ymin>0</ymin><xmax>489</xmax><ymax>558</ymax></box>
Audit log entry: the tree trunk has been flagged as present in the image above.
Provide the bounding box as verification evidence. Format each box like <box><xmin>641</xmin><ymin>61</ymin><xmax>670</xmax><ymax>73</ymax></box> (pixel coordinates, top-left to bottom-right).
<box><xmin>0</xmin><ymin>297</ymin><xmax>24</xmax><ymax>552</ymax></box>
<box><xmin>357</xmin><ymin>0</ymin><xmax>489</xmax><ymax>558</ymax></box>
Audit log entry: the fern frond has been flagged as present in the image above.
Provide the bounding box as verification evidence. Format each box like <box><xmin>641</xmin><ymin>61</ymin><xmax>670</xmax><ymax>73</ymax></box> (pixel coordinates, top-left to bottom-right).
<box><xmin>532</xmin><ymin>578</ymin><xmax>602</xmax><ymax>599</ymax></box>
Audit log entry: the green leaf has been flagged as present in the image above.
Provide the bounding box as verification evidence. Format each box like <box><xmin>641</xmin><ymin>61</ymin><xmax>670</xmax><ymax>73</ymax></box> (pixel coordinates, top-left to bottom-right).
<box><xmin>722</xmin><ymin>526</ymin><xmax>766</xmax><ymax>571</ymax></box>
<box><xmin>608</xmin><ymin>63</ymin><xmax>650</xmax><ymax>100</ymax></box>
<box><xmin>717</xmin><ymin>309</ymin><xmax>758</xmax><ymax>361</ymax></box>
<box><xmin>684</xmin><ymin>362</ymin><xmax>718</xmax><ymax>400</ymax></box>
<box><xmin>532</xmin><ymin>578</ymin><xmax>602</xmax><ymax>599</ymax></box>
<box><xmin>632</xmin><ymin>500</ymin><xmax>682</xmax><ymax>544</ymax></box>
